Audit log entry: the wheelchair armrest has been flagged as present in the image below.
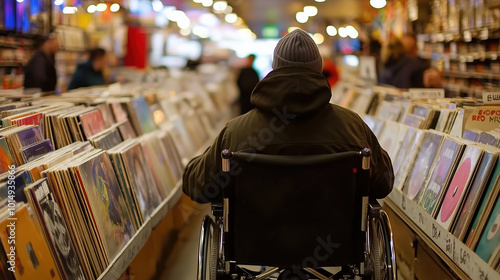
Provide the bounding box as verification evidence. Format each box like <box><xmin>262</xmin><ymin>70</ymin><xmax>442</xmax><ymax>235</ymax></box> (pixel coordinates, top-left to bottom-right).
<box><xmin>211</xmin><ymin>202</ymin><xmax>223</xmax><ymax>217</ymax></box>
<box><xmin>369</xmin><ymin>200</ymin><xmax>382</xmax><ymax>219</ymax></box>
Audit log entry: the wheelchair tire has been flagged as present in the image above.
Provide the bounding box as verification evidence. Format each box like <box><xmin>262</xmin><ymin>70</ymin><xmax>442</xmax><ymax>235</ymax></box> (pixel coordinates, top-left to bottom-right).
<box><xmin>198</xmin><ymin>215</ymin><xmax>219</xmax><ymax>280</ymax></box>
<box><xmin>370</xmin><ymin>211</ymin><xmax>396</xmax><ymax>280</ymax></box>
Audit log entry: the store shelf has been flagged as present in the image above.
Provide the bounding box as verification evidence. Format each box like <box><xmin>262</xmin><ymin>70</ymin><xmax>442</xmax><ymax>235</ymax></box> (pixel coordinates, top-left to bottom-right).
<box><xmin>0</xmin><ymin>61</ymin><xmax>23</xmax><ymax>67</ymax></box>
<box><xmin>444</xmin><ymin>71</ymin><xmax>500</xmax><ymax>79</ymax></box>
<box><xmin>385</xmin><ymin>189</ymin><xmax>500</xmax><ymax>280</ymax></box>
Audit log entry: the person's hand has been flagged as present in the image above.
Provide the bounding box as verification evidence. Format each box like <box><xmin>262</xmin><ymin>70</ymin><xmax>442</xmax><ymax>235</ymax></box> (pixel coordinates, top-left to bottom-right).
<box><xmin>423</xmin><ymin>68</ymin><xmax>442</xmax><ymax>88</ymax></box>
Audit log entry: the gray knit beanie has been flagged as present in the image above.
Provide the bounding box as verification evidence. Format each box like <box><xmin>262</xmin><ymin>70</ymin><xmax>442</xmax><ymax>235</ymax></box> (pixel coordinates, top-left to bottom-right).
<box><xmin>272</xmin><ymin>29</ymin><xmax>323</xmax><ymax>73</ymax></box>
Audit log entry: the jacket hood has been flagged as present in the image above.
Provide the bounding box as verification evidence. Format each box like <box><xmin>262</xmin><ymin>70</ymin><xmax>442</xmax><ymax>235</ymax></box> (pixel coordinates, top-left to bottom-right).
<box><xmin>251</xmin><ymin>66</ymin><xmax>331</xmax><ymax>117</ymax></box>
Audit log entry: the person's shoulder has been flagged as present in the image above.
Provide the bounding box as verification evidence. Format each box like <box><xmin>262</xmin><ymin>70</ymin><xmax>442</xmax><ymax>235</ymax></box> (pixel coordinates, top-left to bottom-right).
<box><xmin>329</xmin><ymin>103</ymin><xmax>363</xmax><ymax>120</ymax></box>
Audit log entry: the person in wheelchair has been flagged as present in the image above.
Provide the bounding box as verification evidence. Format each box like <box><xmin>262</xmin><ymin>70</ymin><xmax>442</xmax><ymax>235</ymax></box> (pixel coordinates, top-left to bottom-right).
<box><xmin>183</xmin><ymin>28</ymin><xmax>393</xmax><ymax>203</ymax></box>
<box><xmin>183</xmin><ymin>29</ymin><xmax>396</xmax><ymax>280</ymax></box>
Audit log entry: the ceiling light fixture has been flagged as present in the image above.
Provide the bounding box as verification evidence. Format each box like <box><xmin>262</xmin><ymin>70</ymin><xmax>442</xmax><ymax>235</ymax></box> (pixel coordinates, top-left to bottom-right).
<box><xmin>152</xmin><ymin>0</ymin><xmax>163</xmax><ymax>11</ymax></box>
<box><xmin>326</xmin><ymin>25</ymin><xmax>337</xmax><ymax>36</ymax></box>
<box><xmin>296</xmin><ymin>12</ymin><xmax>308</xmax><ymax>24</ymax></box>
<box><xmin>288</xmin><ymin>26</ymin><xmax>300</xmax><ymax>33</ymax></box>
<box><xmin>304</xmin><ymin>6</ymin><xmax>318</xmax><ymax>17</ymax></box>
<box><xmin>167</xmin><ymin>10</ymin><xmax>186</xmax><ymax>22</ymax></box>
<box><xmin>54</xmin><ymin>0</ymin><xmax>63</xmax><ymax>5</ymax></box>
<box><xmin>313</xmin><ymin>33</ymin><xmax>324</xmax><ymax>44</ymax></box>
<box><xmin>213</xmin><ymin>1</ymin><xmax>227</xmax><ymax>11</ymax></box>
<box><xmin>315</xmin><ymin>0</ymin><xmax>326</xmax><ymax>2</ymax></box>
<box><xmin>370</xmin><ymin>0</ymin><xmax>387</xmax><ymax>9</ymax></box>
<box><xmin>338</xmin><ymin>27</ymin><xmax>347</xmax><ymax>38</ymax></box>
<box><xmin>202</xmin><ymin>0</ymin><xmax>213</xmax><ymax>7</ymax></box>
<box><xmin>225</xmin><ymin>13</ymin><xmax>237</xmax><ymax>23</ymax></box>
<box><xmin>62</xmin><ymin>6</ymin><xmax>78</xmax><ymax>14</ymax></box>
<box><xmin>180</xmin><ymin>28</ymin><xmax>191</xmax><ymax>36</ymax></box>
<box><xmin>96</xmin><ymin>3</ymin><xmax>107</xmax><ymax>12</ymax></box>
<box><xmin>346</xmin><ymin>25</ymin><xmax>358</xmax><ymax>39</ymax></box>
<box><xmin>87</xmin><ymin>4</ymin><xmax>97</xmax><ymax>13</ymax></box>
<box><xmin>193</xmin><ymin>0</ymin><xmax>202</xmax><ymax>3</ymax></box>
<box><xmin>110</xmin><ymin>3</ymin><xmax>120</xmax><ymax>12</ymax></box>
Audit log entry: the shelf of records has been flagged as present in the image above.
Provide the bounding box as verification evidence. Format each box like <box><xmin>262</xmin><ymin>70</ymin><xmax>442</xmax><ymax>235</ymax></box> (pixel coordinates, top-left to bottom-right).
<box><xmin>0</xmin><ymin>80</ymin><xmax>234</xmax><ymax>279</ymax></box>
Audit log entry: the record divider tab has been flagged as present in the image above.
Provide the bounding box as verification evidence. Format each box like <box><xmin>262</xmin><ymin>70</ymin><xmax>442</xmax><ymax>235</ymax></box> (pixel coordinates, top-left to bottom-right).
<box><xmin>386</xmin><ymin>189</ymin><xmax>499</xmax><ymax>280</ymax></box>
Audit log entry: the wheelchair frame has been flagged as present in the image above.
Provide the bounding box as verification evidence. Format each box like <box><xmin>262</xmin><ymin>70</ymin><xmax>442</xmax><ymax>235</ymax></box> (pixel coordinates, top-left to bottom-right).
<box><xmin>197</xmin><ymin>148</ymin><xmax>397</xmax><ymax>280</ymax></box>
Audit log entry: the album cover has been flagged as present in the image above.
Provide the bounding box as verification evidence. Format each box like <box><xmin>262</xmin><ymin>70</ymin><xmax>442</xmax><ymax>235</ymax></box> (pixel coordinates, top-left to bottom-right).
<box><xmin>477</xmin><ymin>131</ymin><xmax>500</xmax><ymax>147</ymax></box>
<box><xmin>109</xmin><ymin>101</ymin><xmax>129</xmax><ymax>124</ymax></box>
<box><xmin>96</xmin><ymin>103</ymin><xmax>115</xmax><ymax>128</ymax></box>
<box><xmin>75</xmin><ymin>152</ymin><xmax>134</xmax><ymax>261</ymax></box>
<box><xmin>11</xmin><ymin>112</ymin><xmax>44</xmax><ymax>129</ymax></box>
<box><xmin>117</xmin><ymin>121</ymin><xmax>137</xmax><ymax>140</ymax></box>
<box><xmin>419</xmin><ymin>138</ymin><xmax>465</xmax><ymax>216</ymax></box>
<box><xmin>363</xmin><ymin>115</ymin><xmax>385</xmax><ymax>137</ymax></box>
<box><xmin>0</xmin><ymin>137</ymin><xmax>14</xmax><ymax>174</ymax></box>
<box><xmin>462</xmin><ymin>129</ymin><xmax>481</xmax><ymax>141</ymax></box>
<box><xmin>25</xmin><ymin>179</ymin><xmax>85</xmax><ymax>280</ymax></box>
<box><xmin>402</xmin><ymin>113</ymin><xmax>425</xmax><ymax>128</ymax></box>
<box><xmin>402</xmin><ymin>131</ymin><xmax>444</xmax><ymax>201</ymax></box>
<box><xmin>452</xmin><ymin>148</ymin><xmax>498</xmax><ymax>240</ymax></box>
<box><xmin>465</xmin><ymin>156</ymin><xmax>500</xmax><ymax>250</ymax></box>
<box><xmin>121</xmin><ymin>142</ymin><xmax>163</xmax><ymax>220</ymax></box>
<box><xmin>475</xmin><ymin>196</ymin><xmax>500</xmax><ymax>264</ymax></box>
<box><xmin>157</xmin><ymin>130</ymin><xmax>183</xmax><ymax>182</ymax></box>
<box><xmin>394</xmin><ymin>129</ymin><xmax>425</xmax><ymax>191</ymax></box>
<box><xmin>376</xmin><ymin>101</ymin><xmax>402</xmax><ymax>122</ymax></box>
<box><xmin>89</xmin><ymin>127</ymin><xmax>123</xmax><ymax>150</ymax></box>
<box><xmin>13</xmin><ymin>125</ymin><xmax>44</xmax><ymax>148</ymax></box>
<box><xmin>392</xmin><ymin>128</ymin><xmax>418</xmax><ymax>175</ymax></box>
<box><xmin>80</xmin><ymin>109</ymin><xmax>107</xmax><ymax>140</ymax></box>
<box><xmin>129</xmin><ymin>96</ymin><xmax>157</xmax><ymax>135</ymax></box>
<box><xmin>437</xmin><ymin>145</ymin><xmax>485</xmax><ymax>230</ymax></box>
<box><xmin>21</xmin><ymin>139</ymin><xmax>54</xmax><ymax>163</ymax></box>
<box><xmin>0</xmin><ymin>204</ymin><xmax>62</xmax><ymax>280</ymax></box>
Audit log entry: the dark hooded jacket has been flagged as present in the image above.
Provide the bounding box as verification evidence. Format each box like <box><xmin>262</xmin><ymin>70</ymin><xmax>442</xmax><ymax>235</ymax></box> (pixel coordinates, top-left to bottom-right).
<box><xmin>183</xmin><ymin>66</ymin><xmax>394</xmax><ymax>203</ymax></box>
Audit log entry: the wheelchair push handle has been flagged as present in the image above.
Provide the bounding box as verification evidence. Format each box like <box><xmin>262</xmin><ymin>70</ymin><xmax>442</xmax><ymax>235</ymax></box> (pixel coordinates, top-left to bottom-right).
<box><xmin>361</xmin><ymin>147</ymin><xmax>371</xmax><ymax>170</ymax></box>
<box><xmin>221</xmin><ymin>149</ymin><xmax>232</xmax><ymax>172</ymax></box>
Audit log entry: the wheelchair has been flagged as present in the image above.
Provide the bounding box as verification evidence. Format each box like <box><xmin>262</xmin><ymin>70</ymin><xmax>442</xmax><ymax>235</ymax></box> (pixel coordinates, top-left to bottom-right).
<box><xmin>197</xmin><ymin>148</ymin><xmax>396</xmax><ymax>280</ymax></box>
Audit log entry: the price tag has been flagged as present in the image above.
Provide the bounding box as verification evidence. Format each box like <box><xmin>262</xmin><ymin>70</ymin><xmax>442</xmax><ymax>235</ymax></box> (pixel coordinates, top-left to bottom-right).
<box><xmin>480</xmin><ymin>28</ymin><xmax>489</xmax><ymax>40</ymax></box>
<box><xmin>482</xmin><ymin>92</ymin><xmax>500</xmax><ymax>104</ymax></box>
<box><xmin>464</xmin><ymin>31</ymin><xmax>472</xmax><ymax>42</ymax></box>
<box><xmin>409</xmin><ymin>88</ymin><xmax>445</xmax><ymax>99</ymax></box>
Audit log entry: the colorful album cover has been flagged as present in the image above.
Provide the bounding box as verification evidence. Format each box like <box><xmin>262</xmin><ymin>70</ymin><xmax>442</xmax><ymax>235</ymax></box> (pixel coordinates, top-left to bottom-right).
<box><xmin>475</xmin><ymin>196</ymin><xmax>500</xmax><ymax>264</ymax></box>
<box><xmin>403</xmin><ymin>131</ymin><xmax>444</xmax><ymax>201</ymax></box>
<box><xmin>477</xmin><ymin>131</ymin><xmax>500</xmax><ymax>147</ymax></box>
<box><xmin>12</xmin><ymin>113</ymin><xmax>44</xmax><ymax>130</ymax></box>
<box><xmin>402</xmin><ymin>114</ymin><xmax>425</xmax><ymax>128</ymax></box>
<box><xmin>26</xmin><ymin>179</ymin><xmax>85</xmax><ymax>280</ymax></box>
<box><xmin>0</xmin><ymin>204</ymin><xmax>62</xmax><ymax>280</ymax></box>
<box><xmin>0</xmin><ymin>171</ymin><xmax>32</xmax><ymax>203</ymax></box>
<box><xmin>131</xmin><ymin>96</ymin><xmax>157</xmax><ymax>135</ymax></box>
<box><xmin>14</xmin><ymin>126</ymin><xmax>44</xmax><ymax>148</ymax></box>
<box><xmin>394</xmin><ymin>129</ymin><xmax>425</xmax><ymax>191</ymax></box>
<box><xmin>122</xmin><ymin>143</ymin><xmax>163</xmax><ymax>220</ymax></box>
<box><xmin>21</xmin><ymin>139</ymin><xmax>54</xmax><ymax>163</ymax></box>
<box><xmin>80</xmin><ymin>109</ymin><xmax>106</xmax><ymax>140</ymax></box>
<box><xmin>0</xmin><ymin>137</ymin><xmax>14</xmax><ymax>174</ymax></box>
<box><xmin>75</xmin><ymin>152</ymin><xmax>134</xmax><ymax>261</ymax></box>
<box><xmin>463</xmin><ymin>129</ymin><xmax>480</xmax><ymax>141</ymax></box>
<box><xmin>96</xmin><ymin>104</ymin><xmax>115</xmax><ymax>128</ymax></box>
<box><xmin>117</xmin><ymin>121</ymin><xmax>137</xmax><ymax>140</ymax></box>
<box><xmin>437</xmin><ymin>145</ymin><xmax>484</xmax><ymax>230</ymax></box>
<box><xmin>141</xmin><ymin>134</ymin><xmax>175</xmax><ymax>198</ymax></box>
<box><xmin>413</xmin><ymin>105</ymin><xmax>431</xmax><ymax>119</ymax></box>
<box><xmin>392</xmin><ymin>128</ymin><xmax>417</xmax><ymax>176</ymax></box>
<box><xmin>465</xmin><ymin>157</ymin><xmax>500</xmax><ymax>249</ymax></box>
<box><xmin>452</xmin><ymin>150</ymin><xmax>498</xmax><ymax>240</ymax></box>
<box><xmin>110</xmin><ymin>102</ymin><xmax>129</xmax><ymax>123</ymax></box>
<box><xmin>158</xmin><ymin>131</ymin><xmax>183</xmax><ymax>182</ymax></box>
<box><xmin>93</xmin><ymin>128</ymin><xmax>123</xmax><ymax>150</ymax></box>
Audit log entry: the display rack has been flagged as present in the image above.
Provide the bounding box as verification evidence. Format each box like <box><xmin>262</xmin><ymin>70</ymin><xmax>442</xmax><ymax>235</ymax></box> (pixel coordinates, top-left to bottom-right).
<box><xmin>97</xmin><ymin>118</ymin><xmax>225</xmax><ymax>280</ymax></box>
<box><xmin>385</xmin><ymin>189</ymin><xmax>500</xmax><ymax>280</ymax></box>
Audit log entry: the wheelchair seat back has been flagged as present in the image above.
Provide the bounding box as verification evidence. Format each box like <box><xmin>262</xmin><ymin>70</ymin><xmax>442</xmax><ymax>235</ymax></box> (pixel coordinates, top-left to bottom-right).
<box><xmin>224</xmin><ymin>151</ymin><xmax>369</xmax><ymax>268</ymax></box>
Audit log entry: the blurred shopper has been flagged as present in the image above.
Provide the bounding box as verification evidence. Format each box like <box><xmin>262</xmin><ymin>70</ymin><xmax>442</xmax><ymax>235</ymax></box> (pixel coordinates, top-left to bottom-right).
<box><xmin>183</xmin><ymin>29</ymin><xmax>394</xmax><ymax>205</ymax></box>
<box><xmin>379</xmin><ymin>37</ymin><xmax>427</xmax><ymax>88</ymax></box>
<box><xmin>236</xmin><ymin>54</ymin><xmax>260</xmax><ymax>114</ymax></box>
<box><xmin>322</xmin><ymin>57</ymin><xmax>339</xmax><ymax>87</ymax></box>
<box><xmin>402</xmin><ymin>33</ymin><xmax>442</xmax><ymax>88</ymax></box>
<box><xmin>24</xmin><ymin>33</ymin><xmax>59</xmax><ymax>92</ymax></box>
<box><xmin>68</xmin><ymin>48</ymin><xmax>107</xmax><ymax>90</ymax></box>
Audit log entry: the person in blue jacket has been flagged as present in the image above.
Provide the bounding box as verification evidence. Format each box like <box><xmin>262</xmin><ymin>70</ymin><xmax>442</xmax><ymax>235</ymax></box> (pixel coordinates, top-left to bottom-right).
<box><xmin>68</xmin><ymin>48</ymin><xmax>107</xmax><ymax>90</ymax></box>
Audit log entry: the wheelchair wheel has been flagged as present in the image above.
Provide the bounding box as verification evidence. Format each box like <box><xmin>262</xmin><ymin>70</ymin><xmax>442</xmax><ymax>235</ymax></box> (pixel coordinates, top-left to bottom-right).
<box><xmin>369</xmin><ymin>210</ymin><xmax>397</xmax><ymax>280</ymax></box>
<box><xmin>198</xmin><ymin>215</ymin><xmax>219</xmax><ymax>280</ymax></box>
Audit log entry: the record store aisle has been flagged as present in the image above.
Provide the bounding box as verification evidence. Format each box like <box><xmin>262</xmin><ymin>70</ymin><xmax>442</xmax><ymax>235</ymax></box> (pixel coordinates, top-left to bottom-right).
<box><xmin>159</xmin><ymin>205</ymin><xmax>210</xmax><ymax>279</ymax></box>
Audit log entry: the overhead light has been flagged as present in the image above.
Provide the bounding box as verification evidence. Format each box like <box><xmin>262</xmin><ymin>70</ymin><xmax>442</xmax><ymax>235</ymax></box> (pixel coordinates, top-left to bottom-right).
<box><xmin>87</xmin><ymin>4</ymin><xmax>97</xmax><ymax>13</ymax></box>
<box><xmin>313</xmin><ymin>33</ymin><xmax>324</xmax><ymax>44</ymax></box>
<box><xmin>370</xmin><ymin>0</ymin><xmax>387</xmax><ymax>9</ymax></box>
<box><xmin>346</xmin><ymin>25</ymin><xmax>358</xmax><ymax>39</ymax></box>
<box><xmin>304</xmin><ymin>6</ymin><xmax>318</xmax><ymax>17</ymax></box>
<box><xmin>16</xmin><ymin>0</ymin><xmax>23</xmax><ymax>3</ymax></box>
<box><xmin>234</xmin><ymin>17</ymin><xmax>244</xmax><ymax>26</ymax></box>
<box><xmin>202</xmin><ymin>0</ymin><xmax>213</xmax><ymax>7</ymax></box>
<box><xmin>326</xmin><ymin>25</ymin><xmax>337</xmax><ymax>36</ymax></box>
<box><xmin>338</xmin><ymin>27</ymin><xmax>347</xmax><ymax>38</ymax></box>
<box><xmin>296</xmin><ymin>12</ymin><xmax>308</xmax><ymax>24</ymax></box>
<box><xmin>225</xmin><ymin>13</ymin><xmax>237</xmax><ymax>23</ymax></box>
<box><xmin>167</xmin><ymin>10</ymin><xmax>186</xmax><ymax>22</ymax></box>
<box><xmin>193</xmin><ymin>0</ymin><xmax>202</xmax><ymax>3</ymax></box>
<box><xmin>110</xmin><ymin>3</ymin><xmax>120</xmax><ymax>12</ymax></box>
<box><xmin>62</xmin><ymin>7</ymin><xmax>78</xmax><ymax>14</ymax></box>
<box><xmin>288</xmin><ymin>26</ymin><xmax>300</xmax><ymax>33</ymax></box>
<box><xmin>213</xmin><ymin>1</ymin><xmax>227</xmax><ymax>11</ymax></box>
<box><xmin>96</xmin><ymin>3</ymin><xmax>107</xmax><ymax>12</ymax></box>
<box><xmin>152</xmin><ymin>0</ymin><xmax>163</xmax><ymax>12</ymax></box>
<box><xmin>54</xmin><ymin>0</ymin><xmax>63</xmax><ymax>6</ymax></box>
<box><xmin>193</xmin><ymin>25</ymin><xmax>210</xmax><ymax>38</ymax></box>
<box><xmin>180</xmin><ymin>28</ymin><xmax>191</xmax><ymax>36</ymax></box>
<box><xmin>177</xmin><ymin>17</ymin><xmax>191</xmax><ymax>29</ymax></box>
<box><xmin>315</xmin><ymin>0</ymin><xmax>326</xmax><ymax>2</ymax></box>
